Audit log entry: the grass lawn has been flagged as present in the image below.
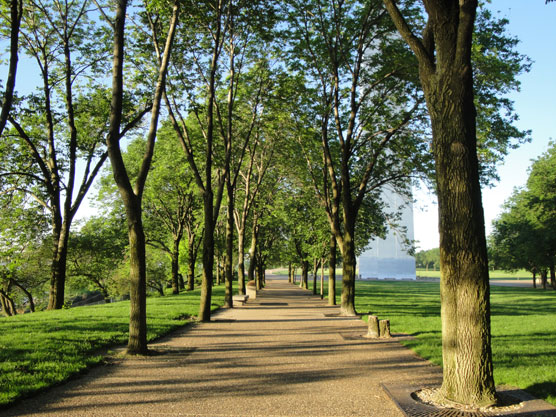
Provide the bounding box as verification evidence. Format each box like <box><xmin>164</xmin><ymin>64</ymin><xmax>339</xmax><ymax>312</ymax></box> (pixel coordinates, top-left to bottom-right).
<box><xmin>416</xmin><ymin>269</ymin><xmax>532</xmax><ymax>280</ymax></box>
<box><xmin>346</xmin><ymin>280</ymin><xmax>556</xmax><ymax>406</ymax></box>
<box><xmin>0</xmin><ymin>286</ymin><xmax>225</xmax><ymax>408</ymax></box>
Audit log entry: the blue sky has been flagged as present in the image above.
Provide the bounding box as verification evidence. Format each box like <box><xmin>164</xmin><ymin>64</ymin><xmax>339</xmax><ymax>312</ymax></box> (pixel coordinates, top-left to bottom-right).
<box><xmin>414</xmin><ymin>0</ymin><xmax>556</xmax><ymax>250</ymax></box>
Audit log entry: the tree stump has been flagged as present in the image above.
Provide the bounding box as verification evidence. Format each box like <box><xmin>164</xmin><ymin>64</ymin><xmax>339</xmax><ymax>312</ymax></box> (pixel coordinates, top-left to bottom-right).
<box><xmin>379</xmin><ymin>319</ymin><xmax>392</xmax><ymax>338</ymax></box>
<box><xmin>366</xmin><ymin>315</ymin><xmax>380</xmax><ymax>338</ymax></box>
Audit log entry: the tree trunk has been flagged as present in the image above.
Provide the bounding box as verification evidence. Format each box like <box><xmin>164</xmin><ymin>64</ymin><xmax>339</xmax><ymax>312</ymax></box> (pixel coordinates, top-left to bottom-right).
<box><xmin>126</xmin><ymin>208</ymin><xmax>148</xmax><ymax>354</ymax></box>
<box><xmin>224</xmin><ymin>182</ymin><xmax>234</xmax><ymax>308</ymax></box>
<box><xmin>47</xmin><ymin>220</ymin><xmax>66</xmax><ymax>310</ymax></box>
<box><xmin>312</xmin><ymin>258</ymin><xmax>318</xmax><ymax>295</ymax></box>
<box><xmin>382</xmin><ymin>0</ymin><xmax>496</xmax><ymax>406</ymax></box>
<box><xmin>340</xmin><ymin>219</ymin><xmax>357</xmax><ymax>316</ymax></box>
<box><xmin>13</xmin><ymin>282</ymin><xmax>35</xmax><ymax>312</ymax></box>
<box><xmin>187</xmin><ymin>253</ymin><xmax>195</xmax><ymax>291</ymax></box>
<box><xmin>541</xmin><ymin>269</ymin><xmax>547</xmax><ymax>290</ymax></box>
<box><xmin>171</xmin><ymin>237</ymin><xmax>180</xmax><ymax>294</ymax></box>
<box><xmin>549</xmin><ymin>259</ymin><xmax>556</xmax><ymax>290</ymax></box>
<box><xmin>186</xmin><ymin>234</ymin><xmax>197</xmax><ymax>291</ymax></box>
<box><xmin>0</xmin><ymin>0</ymin><xmax>22</xmax><ymax>137</ymax></box>
<box><xmin>0</xmin><ymin>291</ymin><xmax>17</xmax><ymax>316</ymax></box>
<box><xmin>256</xmin><ymin>258</ymin><xmax>263</xmax><ymax>290</ymax></box>
<box><xmin>428</xmin><ymin>75</ymin><xmax>496</xmax><ymax>407</ymax></box>
<box><xmin>199</xmin><ymin>188</ymin><xmax>215</xmax><ymax>321</ymax></box>
<box><xmin>178</xmin><ymin>273</ymin><xmax>184</xmax><ymax>290</ymax></box>
<box><xmin>288</xmin><ymin>263</ymin><xmax>292</xmax><ymax>284</ymax></box>
<box><xmin>300</xmin><ymin>260</ymin><xmax>309</xmax><ymax>289</ymax></box>
<box><xmin>247</xmin><ymin>214</ymin><xmax>258</xmax><ymax>286</ymax></box>
<box><xmin>237</xmin><ymin>231</ymin><xmax>246</xmax><ymax>294</ymax></box>
<box><xmin>320</xmin><ymin>257</ymin><xmax>325</xmax><ymax>300</ymax></box>
<box><xmin>328</xmin><ymin>233</ymin><xmax>336</xmax><ymax>306</ymax></box>
<box><xmin>293</xmin><ymin>267</ymin><xmax>297</xmax><ymax>284</ymax></box>
<box><xmin>532</xmin><ymin>270</ymin><xmax>537</xmax><ymax>289</ymax></box>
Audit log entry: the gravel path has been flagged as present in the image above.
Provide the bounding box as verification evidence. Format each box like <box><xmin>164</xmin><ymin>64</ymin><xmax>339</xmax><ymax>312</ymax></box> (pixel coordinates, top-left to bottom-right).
<box><xmin>2</xmin><ymin>278</ymin><xmax>443</xmax><ymax>417</ymax></box>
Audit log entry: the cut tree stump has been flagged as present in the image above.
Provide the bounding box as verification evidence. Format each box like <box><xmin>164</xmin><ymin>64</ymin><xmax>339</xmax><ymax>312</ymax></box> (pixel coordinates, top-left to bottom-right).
<box><xmin>366</xmin><ymin>315</ymin><xmax>380</xmax><ymax>338</ymax></box>
<box><xmin>379</xmin><ymin>319</ymin><xmax>392</xmax><ymax>338</ymax></box>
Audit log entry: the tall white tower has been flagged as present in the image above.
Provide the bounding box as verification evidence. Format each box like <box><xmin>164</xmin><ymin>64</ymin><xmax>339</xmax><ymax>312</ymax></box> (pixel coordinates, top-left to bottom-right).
<box><xmin>357</xmin><ymin>188</ymin><xmax>416</xmax><ymax>279</ymax></box>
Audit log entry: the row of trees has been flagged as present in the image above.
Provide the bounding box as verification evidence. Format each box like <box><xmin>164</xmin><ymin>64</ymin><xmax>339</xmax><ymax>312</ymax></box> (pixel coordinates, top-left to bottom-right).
<box><xmin>0</xmin><ymin>0</ymin><xmax>532</xmax><ymax>408</ymax></box>
<box><xmin>490</xmin><ymin>143</ymin><xmax>556</xmax><ymax>290</ymax></box>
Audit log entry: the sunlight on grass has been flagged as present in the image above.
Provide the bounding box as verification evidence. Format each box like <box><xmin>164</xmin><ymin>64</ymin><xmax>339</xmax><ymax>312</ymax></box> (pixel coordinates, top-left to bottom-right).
<box><xmin>0</xmin><ymin>286</ymin><xmax>225</xmax><ymax>408</ymax></box>
<box><xmin>350</xmin><ymin>281</ymin><xmax>556</xmax><ymax>406</ymax></box>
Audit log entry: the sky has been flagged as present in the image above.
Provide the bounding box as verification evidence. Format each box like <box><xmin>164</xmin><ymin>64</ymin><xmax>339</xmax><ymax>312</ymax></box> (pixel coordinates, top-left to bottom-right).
<box><xmin>413</xmin><ymin>0</ymin><xmax>556</xmax><ymax>250</ymax></box>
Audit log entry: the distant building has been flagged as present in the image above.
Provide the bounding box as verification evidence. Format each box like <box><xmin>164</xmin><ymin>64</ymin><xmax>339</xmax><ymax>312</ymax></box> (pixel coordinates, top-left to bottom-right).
<box><xmin>357</xmin><ymin>188</ymin><xmax>416</xmax><ymax>280</ymax></box>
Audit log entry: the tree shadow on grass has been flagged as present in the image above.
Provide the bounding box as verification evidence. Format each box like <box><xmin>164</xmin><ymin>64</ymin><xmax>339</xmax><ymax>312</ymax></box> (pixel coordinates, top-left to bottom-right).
<box><xmin>525</xmin><ymin>381</ymin><xmax>556</xmax><ymax>406</ymax></box>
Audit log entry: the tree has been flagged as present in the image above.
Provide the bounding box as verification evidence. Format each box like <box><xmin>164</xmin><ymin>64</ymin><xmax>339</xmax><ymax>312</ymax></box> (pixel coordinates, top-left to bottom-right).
<box><xmin>382</xmin><ymin>0</ymin><xmax>497</xmax><ymax>406</ymax></box>
<box><xmin>103</xmin><ymin>0</ymin><xmax>179</xmax><ymax>354</ymax></box>
<box><xmin>0</xmin><ymin>0</ymin><xmax>23</xmax><ymax>136</ymax></box>
<box><xmin>285</xmin><ymin>0</ymin><xmax>429</xmax><ymax>316</ymax></box>
<box><xmin>0</xmin><ymin>0</ymin><xmax>130</xmax><ymax>309</ymax></box>
<box><xmin>67</xmin><ymin>215</ymin><xmax>127</xmax><ymax>302</ymax></box>
<box><xmin>491</xmin><ymin>143</ymin><xmax>556</xmax><ymax>290</ymax></box>
<box><xmin>0</xmin><ymin>199</ymin><xmax>50</xmax><ymax>315</ymax></box>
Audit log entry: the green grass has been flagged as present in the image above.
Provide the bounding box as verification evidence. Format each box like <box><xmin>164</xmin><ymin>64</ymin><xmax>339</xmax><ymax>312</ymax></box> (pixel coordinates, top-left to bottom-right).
<box><xmin>0</xmin><ymin>286</ymin><xmax>225</xmax><ymax>408</ymax></box>
<box><xmin>416</xmin><ymin>269</ymin><xmax>532</xmax><ymax>280</ymax></box>
<box><xmin>347</xmin><ymin>281</ymin><xmax>556</xmax><ymax>406</ymax></box>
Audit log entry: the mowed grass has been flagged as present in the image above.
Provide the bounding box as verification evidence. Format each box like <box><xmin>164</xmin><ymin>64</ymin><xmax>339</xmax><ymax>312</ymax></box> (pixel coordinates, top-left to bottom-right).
<box><xmin>0</xmin><ymin>286</ymin><xmax>225</xmax><ymax>408</ymax></box>
<box><xmin>416</xmin><ymin>269</ymin><xmax>532</xmax><ymax>280</ymax></box>
<box><xmin>349</xmin><ymin>280</ymin><xmax>556</xmax><ymax>406</ymax></box>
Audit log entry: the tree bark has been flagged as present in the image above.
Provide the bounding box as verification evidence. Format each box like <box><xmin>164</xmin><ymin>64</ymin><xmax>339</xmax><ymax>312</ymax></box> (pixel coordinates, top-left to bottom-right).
<box><xmin>340</xmin><ymin>219</ymin><xmax>357</xmax><ymax>316</ymax></box>
<box><xmin>382</xmin><ymin>0</ymin><xmax>496</xmax><ymax>406</ymax></box>
<box><xmin>171</xmin><ymin>237</ymin><xmax>180</xmax><ymax>294</ymax></box>
<box><xmin>549</xmin><ymin>259</ymin><xmax>556</xmax><ymax>290</ymax></box>
<box><xmin>532</xmin><ymin>270</ymin><xmax>537</xmax><ymax>289</ymax></box>
<box><xmin>312</xmin><ymin>258</ymin><xmax>318</xmax><ymax>295</ymax></box>
<box><xmin>237</xmin><ymin>231</ymin><xmax>246</xmax><ymax>294</ymax></box>
<box><xmin>224</xmin><ymin>182</ymin><xmax>234</xmax><ymax>308</ymax></box>
<box><xmin>541</xmin><ymin>269</ymin><xmax>547</xmax><ymax>290</ymax></box>
<box><xmin>300</xmin><ymin>260</ymin><xmax>309</xmax><ymax>290</ymax></box>
<box><xmin>0</xmin><ymin>0</ymin><xmax>22</xmax><ymax>136</ymax></box>
<box><xmin>199</xmin><ymin>188</ymin><xmax>215</xmax><ymax>321</ymax></box>
<box><xmin>320</xmin><ymin>257</ymin><xmax>325</xmax><ymax>299</ymax></box>
<box><xmin>288</xmin><ymin>263</ymin><xmax>292</xmax><ymax>284</ymax></box>
<box><xmin>105</xmin><ymin>0</ymin><xmax>179</xmax><ymax>353</ymax></box>
<box><xmin>0</xmin><ymin>291</ymin><xmax>17</xmax><ymax>316</ymax></box>
<box><xmin>328</xmin><ymin>233</ymin><xmax>337</xmax><ymax>305</ymax></box>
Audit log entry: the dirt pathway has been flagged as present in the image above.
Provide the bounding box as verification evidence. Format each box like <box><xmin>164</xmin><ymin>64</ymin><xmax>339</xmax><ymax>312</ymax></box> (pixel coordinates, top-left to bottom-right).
<box><xmin>3</xmin><ymin>279</ymin><xmax>443</xmax><ymax>417</ymax></box>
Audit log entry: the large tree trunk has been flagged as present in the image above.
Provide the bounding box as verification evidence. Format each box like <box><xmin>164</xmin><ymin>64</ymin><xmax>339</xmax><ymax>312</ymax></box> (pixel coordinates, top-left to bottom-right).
<box><xmin>427</xmin><ymin>67</ymin><xmax>496</xmax><ymax>408</ymax></box>
<box><xmin>126</xmin><ymin>205</ymin><xmax>148</xmax><ymax>354</ymax></box>
<box><xmin>288</xmin><ymin>263</ymin><xmax>292</xmax><ymax>283</ymax></box>
<box><xmin>328</xmin><ymin>233</ymin><xmax>336</xmax><ymax>306</ymax></box>
<box><xmin>340</xmin><ymin>219</ymin><xmax>357</xmax><ymax>316</ymax></box>
<box><xmin>224</xmin><ymin>182</ymin><xmax>234</xmax><ymax>308</ymax></box>
<box><xmin>47</xmin><ymin>218</ymin><xmax>64</xmax><ymax>309</ymax></box>
<box><xmin>383</xmin><ymin>0</ymin><xmax>496</xmax><ymax>406</ymax></box>
<box><xmin>532</xmin><ymin>268</ymin><xmax>537</xmax><ymax>289</ymax></box>
<box><xmin>199</xmin><ymin>189</ymin><xmax>215</xmax><ymax>321</ymax></box>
